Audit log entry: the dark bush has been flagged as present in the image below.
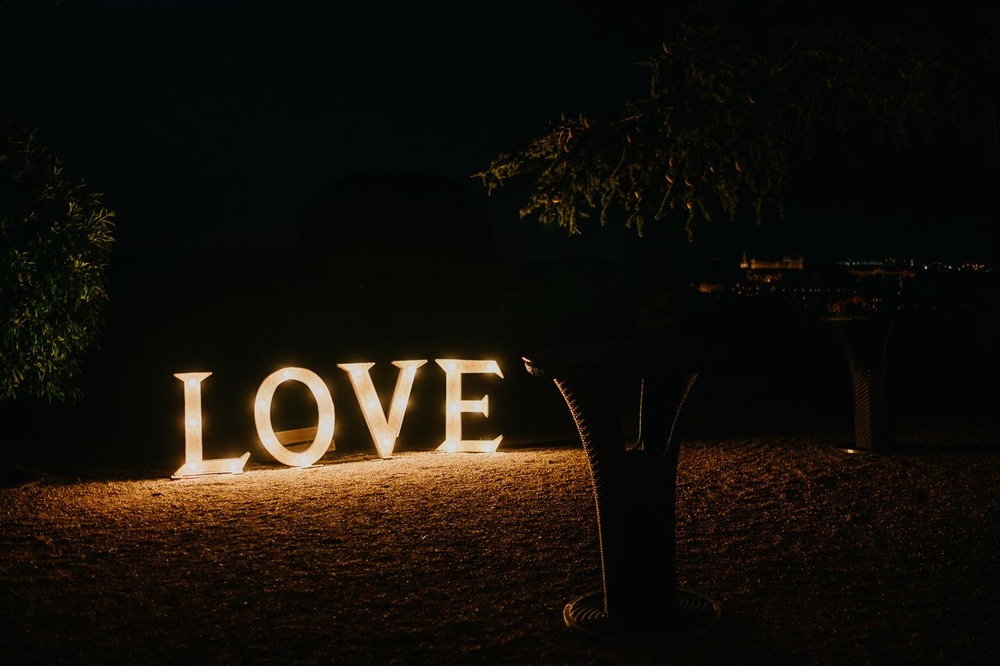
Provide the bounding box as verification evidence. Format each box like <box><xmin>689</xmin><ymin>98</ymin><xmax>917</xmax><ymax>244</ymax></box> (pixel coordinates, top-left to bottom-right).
<box><xmin>0</xmin><ymin>119</ymin><xmax>115</xmax><ymax>403</ymax></box>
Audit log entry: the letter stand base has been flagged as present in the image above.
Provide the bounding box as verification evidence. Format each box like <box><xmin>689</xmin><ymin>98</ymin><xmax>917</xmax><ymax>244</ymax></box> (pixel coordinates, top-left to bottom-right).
<box><xmin>563</xmin><ymin>589</ymin><xmax>720</xmax><ymax>645</ymax></box>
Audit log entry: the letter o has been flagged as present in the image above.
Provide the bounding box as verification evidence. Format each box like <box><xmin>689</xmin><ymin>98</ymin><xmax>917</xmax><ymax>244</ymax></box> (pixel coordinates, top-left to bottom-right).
<box><xmin>254</xmin><ymin>367</ymin><xmax>335</xmax><ymax>467</ymax></box>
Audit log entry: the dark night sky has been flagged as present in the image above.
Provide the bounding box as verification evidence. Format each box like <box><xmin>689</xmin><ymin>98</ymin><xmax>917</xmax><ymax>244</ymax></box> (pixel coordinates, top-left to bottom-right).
<box><xmin>2</xmin><ymin>0</ymin><xmax>996</xmax><ymax>262</ymax></box>
<box><xmin>1</xmin><ymin>0</ymin><xmax>648</xmax><ymax>254</ymax></box>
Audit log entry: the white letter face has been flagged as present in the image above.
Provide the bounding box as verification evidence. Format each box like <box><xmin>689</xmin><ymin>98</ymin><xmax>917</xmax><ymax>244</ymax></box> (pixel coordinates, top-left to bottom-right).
<box><xmin>254</xmin><ymin>367</ymin><xmax>335</xmax><ymax>468</ymax></box>
<box><xmin>435</xmin><ymin>359</ymin><xmax>504</xmax><ymax>453</ymax></box>
<box><xmin>172</xmin><ymin>372</ymin><xmax>250</xmax><ymax>479</ymax></box>
<box><xmin>339</xmin><ymin>360</ymin><xmax>427</xmax><ymax>459</ymax></box>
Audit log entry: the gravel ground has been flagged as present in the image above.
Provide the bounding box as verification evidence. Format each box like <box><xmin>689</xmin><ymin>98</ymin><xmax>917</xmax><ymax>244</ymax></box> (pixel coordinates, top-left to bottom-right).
<box><xmin>2</xmin><ymin>424</ymin><xmax>999</xmax><ymax>665</ymax></box>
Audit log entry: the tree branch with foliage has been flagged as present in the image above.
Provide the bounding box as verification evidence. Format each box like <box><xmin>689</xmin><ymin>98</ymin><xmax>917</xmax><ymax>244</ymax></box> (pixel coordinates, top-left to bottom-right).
<box><xmin>475</xmin><ymin>8</ymin><xmax>999</xmax><ymax>248</ymax></box>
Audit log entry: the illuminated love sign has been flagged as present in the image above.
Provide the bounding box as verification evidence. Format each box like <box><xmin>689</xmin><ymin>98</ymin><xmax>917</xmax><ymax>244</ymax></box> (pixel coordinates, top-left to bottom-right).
<box><xmin>172</xmin><ymin>359</ymin><xmax>503</xmax><ymax>479</ymax></box>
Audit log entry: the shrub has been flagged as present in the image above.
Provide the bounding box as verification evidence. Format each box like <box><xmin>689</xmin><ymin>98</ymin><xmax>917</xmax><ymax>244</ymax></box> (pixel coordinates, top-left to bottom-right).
<box><xmin>0</xmin><ymin>120</ymin><xmax>115</xmax><ymax>403</ymax></box>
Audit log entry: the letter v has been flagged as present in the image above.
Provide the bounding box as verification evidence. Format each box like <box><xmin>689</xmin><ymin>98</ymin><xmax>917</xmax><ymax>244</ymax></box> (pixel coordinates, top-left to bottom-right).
<box><xmin>338</xmin><ymin>360</ymin><xmax>427</xmax><ymax>458</ymax></box>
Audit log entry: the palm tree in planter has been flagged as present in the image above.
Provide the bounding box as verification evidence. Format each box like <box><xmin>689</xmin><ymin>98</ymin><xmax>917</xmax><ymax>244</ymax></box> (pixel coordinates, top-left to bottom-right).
<box><xmin>0</xmin><ymin>119</ymin><xmax>116</xmax><ymax>455</ymax></box>
<box><xmin>476</xmin><ymin>2</ymin><xmax>999</xmax><ymax>641</ymax></box>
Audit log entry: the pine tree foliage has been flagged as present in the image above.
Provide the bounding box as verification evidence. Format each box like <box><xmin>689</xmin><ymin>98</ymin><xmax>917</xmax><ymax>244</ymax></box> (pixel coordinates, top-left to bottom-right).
<box><xmin>475</xmin><ymin>4</ymin><xmax>999</xmax><ymax>244</ymax></box>
<box><xmin>0</xmin><ymin>120</ymin><xmax>116</xmax><ymax>403</ymax></box>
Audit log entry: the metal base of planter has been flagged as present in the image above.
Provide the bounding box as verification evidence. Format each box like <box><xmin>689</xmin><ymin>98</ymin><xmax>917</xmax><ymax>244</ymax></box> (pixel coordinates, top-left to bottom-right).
<box><xmin>838</xmin><ymin>444</ymin><xmax>875</xmax><ymax>455</ymax></box>
<box><xmin>563</xmin><ymin>589</ymin><xmax>721</xmax><ymax>644</ymax></box>
<box><xmin>836</xmin><ymin>440</ymin><xmax>898</xmax><ymax>455</ymax></box>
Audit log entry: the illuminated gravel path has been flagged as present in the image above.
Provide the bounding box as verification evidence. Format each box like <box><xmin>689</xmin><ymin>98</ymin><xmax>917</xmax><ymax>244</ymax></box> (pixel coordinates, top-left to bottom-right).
<box><xmin>2</xmin><ymin>435</ymin><xmax>999</xmax><ymax>665</ymax></box>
